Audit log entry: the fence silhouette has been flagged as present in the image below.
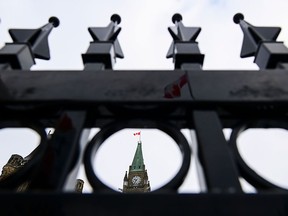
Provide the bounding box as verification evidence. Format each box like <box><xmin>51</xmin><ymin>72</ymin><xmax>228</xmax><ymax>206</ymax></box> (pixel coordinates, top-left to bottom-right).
<box><xmin>0</xmin><ymin>13</ymin><xmax>288</xmax><ymax>215</ymax></box>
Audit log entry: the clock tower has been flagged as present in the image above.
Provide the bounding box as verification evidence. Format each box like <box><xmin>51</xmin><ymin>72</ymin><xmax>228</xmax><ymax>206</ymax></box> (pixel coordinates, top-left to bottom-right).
<box><xmin>122</xmin><ymin>141</ymin><xmax>151</xmax><ymax>193</ymax></box>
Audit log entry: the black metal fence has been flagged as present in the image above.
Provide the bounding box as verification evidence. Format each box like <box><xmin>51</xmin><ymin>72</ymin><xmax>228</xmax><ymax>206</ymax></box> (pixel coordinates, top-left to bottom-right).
<box><xmin>0</xmin><ymin>13</ymin><xmax>288</xmax><ymax>215</ymax></box>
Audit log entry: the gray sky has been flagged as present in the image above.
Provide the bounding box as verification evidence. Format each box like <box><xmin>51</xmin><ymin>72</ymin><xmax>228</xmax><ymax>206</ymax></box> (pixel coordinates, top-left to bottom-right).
<box><xmin>1</xmin><ymin>0</ymin><xmax>288</xmax><ymax>192</ymax></box>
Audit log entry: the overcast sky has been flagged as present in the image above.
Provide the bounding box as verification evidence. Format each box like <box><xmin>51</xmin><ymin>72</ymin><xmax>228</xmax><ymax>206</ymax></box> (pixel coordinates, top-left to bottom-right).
<box><xmin>1</xmin><ymin>0</ymin><xmax>288</xmax><ymax>193</ymax></box>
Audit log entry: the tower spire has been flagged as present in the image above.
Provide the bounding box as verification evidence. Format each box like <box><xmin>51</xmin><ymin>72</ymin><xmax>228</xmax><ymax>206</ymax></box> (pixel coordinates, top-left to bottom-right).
<box><xmin>122</xmin><ymin>136</ymin><xmax>150</xmax><ymax>193</ymax></box>
<box><xmin>130</xmin><ymin>141</ymin><xmax>145</xmax><ymax>172</ymax></box>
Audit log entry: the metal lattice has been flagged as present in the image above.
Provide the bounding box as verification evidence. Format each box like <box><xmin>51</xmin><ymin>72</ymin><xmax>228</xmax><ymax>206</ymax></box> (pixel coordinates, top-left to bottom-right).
<box><xmin>0</xmin><ymin>13</ymin><xmax>288</xmax><ymax>216</ymax></box>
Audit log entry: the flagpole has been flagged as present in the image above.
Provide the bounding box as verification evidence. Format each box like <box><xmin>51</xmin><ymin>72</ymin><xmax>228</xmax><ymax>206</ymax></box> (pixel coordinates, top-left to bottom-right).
<box><xmin>139</xmin><ymin>132</ymin><xmax>141</xmax><ymax>143</ymax></box>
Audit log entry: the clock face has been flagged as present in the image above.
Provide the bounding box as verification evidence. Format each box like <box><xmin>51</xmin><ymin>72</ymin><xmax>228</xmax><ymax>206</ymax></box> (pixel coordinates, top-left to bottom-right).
<box><xmin>131</xmin><ymin>176</ymin><xmax>141</xmax><ymax>185</ymax></box>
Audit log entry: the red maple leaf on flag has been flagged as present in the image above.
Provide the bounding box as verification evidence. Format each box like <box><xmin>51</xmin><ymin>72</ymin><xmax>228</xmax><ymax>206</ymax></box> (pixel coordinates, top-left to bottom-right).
<box><xmin>133</xmin><ymin>132</ymin><xmax>141</xmax><ymax>136</ymax></box>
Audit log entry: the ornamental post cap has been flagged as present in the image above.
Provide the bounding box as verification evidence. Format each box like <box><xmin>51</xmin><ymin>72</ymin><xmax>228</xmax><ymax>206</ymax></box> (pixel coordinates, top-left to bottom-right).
<box><xmin>233</xmin><ymin>12</ymin><xmax>281</xmax><ymax>58</ymax></box>
<box><xmin>85</xmin><ymin>14</ymin><xmax>124</xmax><ymax>60</ymax></box>
<box><xmin>8</xmin><ymin>17</ymin><xmax>60</xmax><ymax>60</ymax></box>
<box><xmin>167</xmin><ymin>14</ymin><xmax>201</xmax><ymax>59</ymax></box>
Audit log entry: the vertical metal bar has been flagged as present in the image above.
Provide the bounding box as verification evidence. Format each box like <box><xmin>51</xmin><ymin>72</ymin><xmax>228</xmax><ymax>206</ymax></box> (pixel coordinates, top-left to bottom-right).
<box><xmin>189</xmin><ymin>129</ymin><xmax>207</xmax><ymax>192</ymax></box>
<box><xmin>193</xmin><ymin>110</ymin><xmax>242</xmax><ymax>192</ymax></box>
<box><xmin>68</xmin><ymin>14</ymin><xmax>124</xmax><ymax>191</ymax></box>
<box><xmin>83</xmin><ymin>63</ymin><xmax>105</xmax><ymax>70</ymax></box>
<box><xmin>29</xmin><ymin>111</ymin><xmax>86</xmax><ymax>191</ymax></box>
<box><xmin>63</xmin><ymin>128</ymin><xmax>90</xmax><ymax>191</ymax></box>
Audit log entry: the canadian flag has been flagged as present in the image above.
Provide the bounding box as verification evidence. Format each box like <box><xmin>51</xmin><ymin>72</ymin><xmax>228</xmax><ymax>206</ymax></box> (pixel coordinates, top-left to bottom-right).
<box><xmin>133</xmin><ymin>132</ymin><xmax>141</xmax><ymax>136</ymax></box>
<box><xmin>164</xmin><ymin>74</ymin><xmax>187</xmax><ymax>98</ymax></box>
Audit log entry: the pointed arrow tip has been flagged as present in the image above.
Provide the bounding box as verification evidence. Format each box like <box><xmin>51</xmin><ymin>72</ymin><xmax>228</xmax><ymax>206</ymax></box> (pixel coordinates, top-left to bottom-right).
<box><xmin>166</xmin><ymin>43</ymin><xmax>174</xmax><ymax>58</ymax></box>
<box><xmin>168</xmin><ymin>26</ymin><xmax>180</xmax><ymax>40</ymax></box>
<box><xmin>114</xmin><ymin>39</ymin><xmax>124</xmax><ymax>59</ymax></box>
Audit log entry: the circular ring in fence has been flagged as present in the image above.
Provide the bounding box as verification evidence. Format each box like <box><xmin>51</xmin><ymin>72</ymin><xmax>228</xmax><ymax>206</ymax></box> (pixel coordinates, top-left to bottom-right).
<box><xmin>84</xmin><ymin>120</ymin><xmax>191</xmax><ymax>192</ymax></box>
<box><xmin>0</xmin><ymin>121</ymin><xmax>47</xmax><ymax>190</ymax></box>
<box><xmin>229</xmin><ymin>120</ymin><xmax>288</xmax><ymax>192</ymax></box>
